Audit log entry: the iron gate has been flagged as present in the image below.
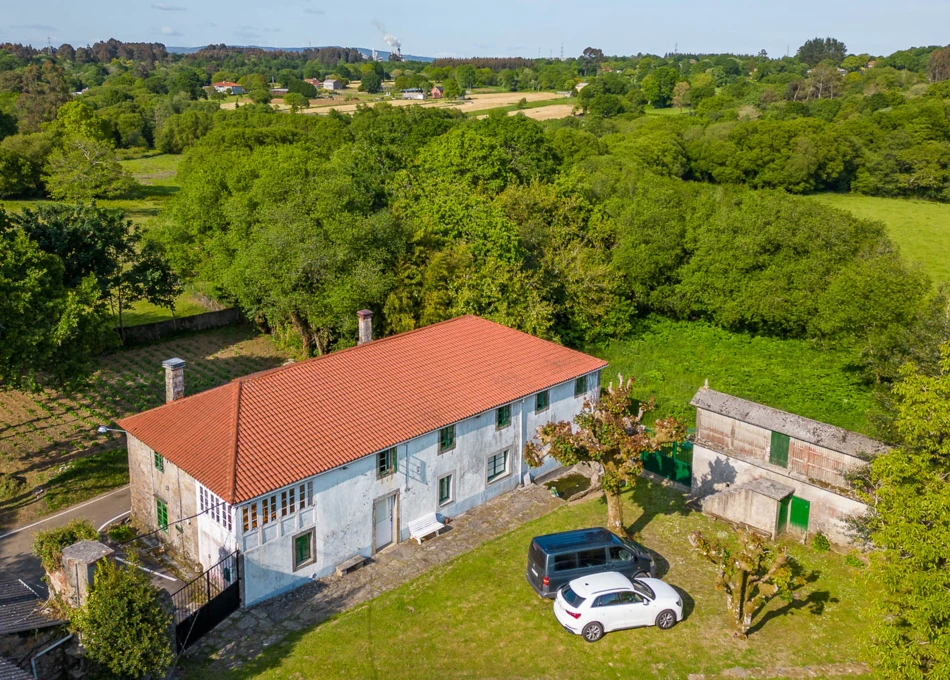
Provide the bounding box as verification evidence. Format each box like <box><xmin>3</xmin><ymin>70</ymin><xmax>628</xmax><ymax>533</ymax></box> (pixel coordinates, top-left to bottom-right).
<box><xmin>642</xmin><ymin>440</ymin><xmax>693</xmax><ymax>486</ymax></box>
<box><xmin>171</xmin><ymin>550</ymin><xmax>240</xmax><ymax>652</ymax></box>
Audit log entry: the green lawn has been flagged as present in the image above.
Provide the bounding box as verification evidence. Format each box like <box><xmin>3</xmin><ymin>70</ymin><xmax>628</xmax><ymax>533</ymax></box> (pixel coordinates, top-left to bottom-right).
<box><xmin>811</xmin><ymin>193</ymin><xmax>950</xmax><ymax>285</ymax></box>
<box><xmin>591</xmin><ymin>317</ymin><xmax>873</xmax><ymax>434</ymax></box>
<box><xmin>42</xmin><ymin>448</ymin><xmax>129</xmax><ymax>512</ymax></box>
<box><xmin>208</xmin><ymin>482</ymin><xmax>874</xmax><ymax>679</ymax></box>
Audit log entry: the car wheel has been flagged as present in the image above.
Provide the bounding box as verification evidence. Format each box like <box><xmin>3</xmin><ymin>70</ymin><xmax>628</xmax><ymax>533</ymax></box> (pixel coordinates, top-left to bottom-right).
<box><xmin>582</xmin><ymin>621</ymin><xmax>604</xmax><ymax>643</ymax></box>
<box><xmin>656</xmin><ymin>609</ymin><xmax>677</xmax><ymax>630</ymax></box>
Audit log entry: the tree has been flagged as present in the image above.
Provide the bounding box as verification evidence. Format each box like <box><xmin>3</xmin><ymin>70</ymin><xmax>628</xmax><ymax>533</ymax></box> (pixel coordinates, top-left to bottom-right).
<box><xmin>0</xmin><ymin>148</ymin><xmax>36</xmax><ymax>197</ymax></box>
<box><xmin>928</xmin><ymin>45</ymin><xmax>950</xmax><ymax>83</ymax></box>
<box><xmin>71</xmin><ymin>557</ymin><xmax>173</xmax><ymax>679</ymax></box>
<box><xmin>854</xmin><ymin>345</ymin><xmax>950</xmax><ymax>678</ymax></box>
<box><xmin>443</xmin><ymin>78</ymin><xmax>462</xmax><ymax>98</ymax></box>
<box><xmin>797</xmin><ymin>37</ymin><xmax>847</xmax><ymax>67</ymax></box>
<box><xmin>359</xmin><ymin>71</ymin><xmax>382</xmax><ymax>94</ymax></box>
<box><xmin>455</xmin><ymin>64</ymin><xmax>476</xmax><ymax>90</ymax></box>
<box><xmin>580</xmin><ymin>47</ymin><xmax>605</xmax><ymax>76</ymax></box>
<box><xmin>524</xmin><ymin>375</ymin><xmax>686</xmax><ymax>535</ymax></box>
<box><xmin>0</xmin><ymin>215</ymin><xmax>110</xmax><ymax>390</ymax></box>
<box><xmin>283</xmin><ymin>92</ymin><xmax>308</xmax><ymax>113</ymax></box>
<box><xmin>15</xmin><ymin>204</ymin><xmax>180</xmax><ymax>338</ymax></box>
<box><xmin>15</xmin><ymin>62</ymin><xmax>71</xmax><ymax>132</ymax></box>
<box><xmin>43</xmin><ymin>137</ymin><xmax>136</xmax><ymax>200</ymax></box>
<box><xmin>689</xmin><ymin>529</ymin><xmax>807</xmax><ymax>638</ymax></box>
<box><xmin>55</xmin><ymin>100</ymin><xmax>113</xmax><ymax>142</ymax></box>
<box><xmin>640</xmin><ymin>66</ymin><xmax>679</xmax><ymax>107</ymax></box>
<box><xmin>672</xmin><ymin>81</ymin><xmax>691</xmax><ymax>109</ymax></box>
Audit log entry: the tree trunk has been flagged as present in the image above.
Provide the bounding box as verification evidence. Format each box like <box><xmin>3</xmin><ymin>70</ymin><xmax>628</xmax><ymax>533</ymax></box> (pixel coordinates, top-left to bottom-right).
<box><xmin>736</xmin><ymin>569</ymin><xmax>750</xmax><ymax>638</ymax></box>
<box><xmin>605</xmin><ymin>488</ymin><xmax>626</xmax><ymax>536</ymax></box>
<box><xmin>289</xmin><ymin>311</ymin><xmax>313</xmax><ymax>357</ymax></box>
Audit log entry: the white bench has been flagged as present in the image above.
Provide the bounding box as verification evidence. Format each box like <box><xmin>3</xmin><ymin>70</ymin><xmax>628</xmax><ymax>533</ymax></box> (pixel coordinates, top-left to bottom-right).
<box><xmin>408</xmin><ymin>513</ymin><xmax>446</xmax><ymax>544</ymax></box>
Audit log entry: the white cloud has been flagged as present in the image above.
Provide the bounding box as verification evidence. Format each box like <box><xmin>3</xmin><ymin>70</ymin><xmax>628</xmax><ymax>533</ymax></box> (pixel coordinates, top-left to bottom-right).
<box><xmin>304</xmin><ymin>7</ymin><xmax>325</xmax><ymax>14</ymax></box>
<box><xmin>161</xmin><ymin>26</ymin><xmax>182</xmax><ymax>36</ymax></box>
<box><xmin>152</xmin><ymin>3</ymin><xmax>186</xmax><ymax>11</ymax></box>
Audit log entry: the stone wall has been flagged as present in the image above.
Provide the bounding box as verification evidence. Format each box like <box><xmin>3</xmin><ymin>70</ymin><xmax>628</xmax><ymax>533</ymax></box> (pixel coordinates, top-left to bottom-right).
<box><xmin>118</xmin><ymin>308</ymin><xmax>241</xmax><ymax>345</ymax></box>
<box><xmin>127</xmin><ymin>435</ymin><xmax>200</xmax><ymax>569</ymax></box>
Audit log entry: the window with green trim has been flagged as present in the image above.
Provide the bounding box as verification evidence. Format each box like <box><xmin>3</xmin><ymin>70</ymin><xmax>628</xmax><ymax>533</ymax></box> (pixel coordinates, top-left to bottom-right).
<box><xmin>156</xmin><ymin>498</ymin><xmax>168</xmax><ymax>533</ymax></box>
<box><xmin>487</xmin><ymin>450</ymin><xmax>509</xmax><ymax>483</ymax></box>
<box><xmin>496</xmin><ymin>404</ymin><xmax>511</xmax><ymax>429</ymax></box>
<box><xmin>438</xmin><ymin>473</ymin><xmax>453</xmax><ymax>506</ymax></box>
<box><xmin>439</xmin><ymin>425</ymin><xmax>455</xmax><ymax>453</ymax></box>
<box><xmin>377</xmin><ymin>448</ymin><xmax>396</xmax><ymax>478</ymax></box>
<box><xmin>535</xmin><ymin>390</ymin><xmax>549</xmax><ymax>413</ymax></box>
<box><xmin>153</xmin><ymin>451</ymin><xmax>164</xmax><ymax>473</ymax></box>
<box><xmin>574</xmin><ymin>377</ymin><xmax>587</xmax><ymax>397</ymax></box>
<box><xmin>293</xmin><ymin>530</ymin><xmax>315</xmax><ymax>571</ymax></box>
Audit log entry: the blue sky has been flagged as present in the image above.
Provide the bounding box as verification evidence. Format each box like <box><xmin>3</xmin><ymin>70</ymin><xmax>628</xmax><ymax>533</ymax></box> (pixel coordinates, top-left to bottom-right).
<box><xmin>2</xmin><ymin>0</ymin><xmax>948</xmax><ymax>59</ymax></box>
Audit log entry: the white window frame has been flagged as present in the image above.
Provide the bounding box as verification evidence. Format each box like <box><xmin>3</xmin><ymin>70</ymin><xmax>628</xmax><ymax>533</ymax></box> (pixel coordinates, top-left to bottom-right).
<box><xmin>486</xmin><ymin>449</ymin><xmax>510</xmax><ymax>484</ymax></box>
<box><xmin>437</xmin><ymin>471</ymin><xmax>455</xmax><ymax>507</ymax></box>
<box><xmin>292</xmin><ymin>528</ymin><xmax>316</xmax><ymax>571</ymax></box>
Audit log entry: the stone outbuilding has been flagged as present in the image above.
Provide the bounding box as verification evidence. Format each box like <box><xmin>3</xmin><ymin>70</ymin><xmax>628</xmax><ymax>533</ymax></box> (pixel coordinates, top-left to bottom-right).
<box><xmin>690</xmin><ymin>386</ymin><xmax>888</xmax><ymax>545</ymax></box>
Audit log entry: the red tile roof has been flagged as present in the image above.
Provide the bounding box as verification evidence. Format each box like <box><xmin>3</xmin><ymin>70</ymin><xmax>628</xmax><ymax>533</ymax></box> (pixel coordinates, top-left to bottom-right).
<box><xmin>118</xmin><ymin>316</ymin><xmax>607</xmax><ymax>504</ymax></box>
<box><xmin>212</xmin><ymin>81</ymin><xmax>241</xmax><ymax>87</ymax></box>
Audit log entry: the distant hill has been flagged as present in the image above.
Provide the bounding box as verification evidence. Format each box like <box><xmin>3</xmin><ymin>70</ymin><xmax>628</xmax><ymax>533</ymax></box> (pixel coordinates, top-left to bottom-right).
<box><xmin>166</xmin><ymin>45</ymin><xmax>434</xmax><ymax>62</ymax></box>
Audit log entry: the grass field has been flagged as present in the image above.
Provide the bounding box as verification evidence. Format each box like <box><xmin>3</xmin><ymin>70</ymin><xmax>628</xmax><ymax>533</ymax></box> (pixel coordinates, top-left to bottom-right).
<box><xmin>0</xmin><ymin>326</ymin><xmax>289</xmax><ymax>529</ymax></box>
<box><xmin>209</xmin><ymin>481</ymin><xmax>874</xmax><ymax>680</ymax></box>
<box><xmin>812</xmin><ymin>193</ymin><xmax>950</xmax><ymax>285</ymax></box>
<box><xmin>590</xmin><ymin>317</ymin><xmax>874</xmax><ymax>435</ymax></box>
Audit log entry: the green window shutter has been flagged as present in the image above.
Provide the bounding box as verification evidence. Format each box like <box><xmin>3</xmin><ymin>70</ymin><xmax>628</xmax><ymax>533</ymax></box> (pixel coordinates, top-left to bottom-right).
<box><xmin>439</xmin><ymin>426</ymin><xmax>455</xmax><ymax>453</ymax></box>
<box><xmin>496</xmin><ymin>405</ymin><xmax>511</xmax><ymax>429</ymax></box>
<box><xmin>536</xmin><ymin>391</ymin><xmax>549</xmax><ymax>412</ymax></box>
<box><xmin>574</xmin><ymin>377</ymin><xmax>586</xmax><ymax>397</ymax></box>
<box><xmin>156</xmin><ymin>499</ymin><xmax>168</xmax><ymax>532</ymax></box>
<box><xmin>294</xmin><ymin>533</ymin><xmax>312</xmax><ymax>567</ymax></box>
<box><xmin>769</xmin><ymin>431</ymin><xmax>790</xmax><ymax>468</ymax></box>
<box><xmin>153</xmin><ymin>451</ymin><xmax>164</xmax><ymax>473</ymax></box>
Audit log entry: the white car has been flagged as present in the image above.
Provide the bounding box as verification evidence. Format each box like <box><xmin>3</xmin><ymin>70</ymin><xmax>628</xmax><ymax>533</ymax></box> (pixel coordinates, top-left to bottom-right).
<box><xmin>553</xmin><ymin>571</ymin><xmax>683</xmax><ymax>642</ymax></box>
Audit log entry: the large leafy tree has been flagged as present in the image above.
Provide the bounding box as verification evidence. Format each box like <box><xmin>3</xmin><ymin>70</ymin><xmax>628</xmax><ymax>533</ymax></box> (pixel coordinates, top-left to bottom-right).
<box><xmin>524</xmin><ymin>375</ymin><xmax>685</xmax><ymax>535</ymax></box>
<box><xmin>44</xmin><ymin>136</ymin><xmax>136</xmax><ymax>200</ymax></box>
<box><xmin>15</xmin><ymin>204</ymin><xmax>180</xmax><ymax>339</ymax></box>
<box><xmin>0</xmin><ymin>212</ymin><xmax>109</xmax><ymax>390</ymax></box>
<box><xmin>856</xmin><ymin>345</ymin><xmax>950</xmax><ymax>678</ymax></box>
<box><xmin>797</xmin><ymin>37</ymin><xmax>848</xmax><ymax>67</ymax></box>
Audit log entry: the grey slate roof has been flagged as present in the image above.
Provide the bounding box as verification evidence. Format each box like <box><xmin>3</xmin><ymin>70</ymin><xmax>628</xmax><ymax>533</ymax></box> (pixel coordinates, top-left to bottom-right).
<box><xmin>744</xmin><ymin>478</ymin><xmax>795</xmax><ymax>501</ymax></box>
<box><xmin>691</xmin><ymin>388</ymin><xmax>889</xmax><ymax>457</ymax></box>
<box><xmin>0</xmin><ymin>657</ymin><xmax>31</xmax><ymax>680</ymax></box>
<box><xmin>0</xmin><ymin>576</ymin><xmax>64</xmax><ymax>635</ymax></box>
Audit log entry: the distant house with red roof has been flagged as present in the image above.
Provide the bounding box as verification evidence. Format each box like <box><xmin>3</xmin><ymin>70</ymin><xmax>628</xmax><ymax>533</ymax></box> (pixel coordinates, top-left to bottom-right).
<box><xmin>212</xmin><ymin>81</ymin><xmax>244</xmax><ymax>94</ymax></box>
<box><xmin>118</xmin><ymin>313</ymin><xmax>606</xmax><ymax>605</ymax></box>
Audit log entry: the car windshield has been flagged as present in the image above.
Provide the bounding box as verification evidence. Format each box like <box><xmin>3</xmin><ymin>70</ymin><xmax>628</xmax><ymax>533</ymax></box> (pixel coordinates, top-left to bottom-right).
<box><xmin>632</xmin><ymin>580</ymin><xmax>655</xmax><ymax>600</ymax></box>
<box><xmin>561</xmin><ymin>587</ymin><xmax>585</xmax><ymax>608</ymax></box>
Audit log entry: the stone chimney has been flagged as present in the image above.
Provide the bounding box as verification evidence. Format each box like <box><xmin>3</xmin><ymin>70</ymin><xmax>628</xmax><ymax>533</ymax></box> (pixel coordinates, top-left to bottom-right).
<box><xmin>357</xmin><ymin>310</ymin><xmax>373</xmax><ymax>345</ymax></box>
<box><xmin>162</xmin><ymin>358</ymin><xmax>186</xmax><ymax>403</ymax></box>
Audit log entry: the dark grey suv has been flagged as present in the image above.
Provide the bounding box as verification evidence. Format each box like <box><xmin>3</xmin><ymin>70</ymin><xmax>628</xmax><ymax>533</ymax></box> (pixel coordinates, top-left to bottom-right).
<box><xmin>525</xmin><ymin>527</ymin><xmax>655</xmax><ymax>598</ymax></box>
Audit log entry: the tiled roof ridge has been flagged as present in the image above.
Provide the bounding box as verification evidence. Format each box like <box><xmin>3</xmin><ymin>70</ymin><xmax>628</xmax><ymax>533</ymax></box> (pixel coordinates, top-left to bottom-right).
<box><xmin>228</xmin><ymin>315</ymin><xmax>505</xmax><ymax>387</ymax></box>
<box><xmin>228</xmin><ymin>379</ymin><xmax>243</xmax><ymax>503</ymax></box>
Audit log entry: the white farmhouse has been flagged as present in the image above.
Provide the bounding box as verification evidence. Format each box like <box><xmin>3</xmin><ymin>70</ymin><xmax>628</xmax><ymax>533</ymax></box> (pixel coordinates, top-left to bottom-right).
<box><xmin>118</xmin><ymin>313</ymin><xmax>606</xmax><ymax>605</ymax></box>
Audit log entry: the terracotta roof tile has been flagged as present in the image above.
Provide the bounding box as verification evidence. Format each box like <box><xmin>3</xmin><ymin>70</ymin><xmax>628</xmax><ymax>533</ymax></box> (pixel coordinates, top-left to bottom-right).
<box><xmin>118</xmin><ymin>316</ymin><xmax>607</xmax><ymax>503</ymax></box>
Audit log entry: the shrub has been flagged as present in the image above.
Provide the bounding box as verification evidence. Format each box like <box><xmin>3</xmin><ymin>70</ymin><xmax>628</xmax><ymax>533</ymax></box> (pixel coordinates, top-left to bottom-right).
<box><xmin>845</xmin><ymin>551</ymin><xmax>866</xmax><ymax>568</ymax></box>
<box><xmin>33</xmin><ymin>518</ymin><xmax>98</xmax><ymax>573</ymax></box>
<box><xmin>72</xmin><ymin>558</ymin><xmax>173</xmax><ymax>678</ymax></box>
<box><xmin>812</xmin><ymin>532</ymin><xmax>831</xmax><ymax>552</ymax></box>
<box><xmin>0</xmin><ymin>472</ymin><xmax>26</xmax><ymax>501</ymax></box>
<box><xmin>107</xmin><ymin>524</ymin><xmax>136</xmax><ymax>542</ymax></box>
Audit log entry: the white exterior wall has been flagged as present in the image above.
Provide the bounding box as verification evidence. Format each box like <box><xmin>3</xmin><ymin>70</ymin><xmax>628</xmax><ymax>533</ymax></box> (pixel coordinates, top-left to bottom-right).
<box><xmin>692</xmin><ymin>444</ymin><xmax>867</xmax><ymax>545</ymax></box>
<box><xmin>238</xmin><ymin>371</ymin><xmax>600</xmax><ymax>606</ymax></box>
<box><xmin>195</xmin><ymin>483</ymin><xmax>238</xmax><ymax>572</ymax></box>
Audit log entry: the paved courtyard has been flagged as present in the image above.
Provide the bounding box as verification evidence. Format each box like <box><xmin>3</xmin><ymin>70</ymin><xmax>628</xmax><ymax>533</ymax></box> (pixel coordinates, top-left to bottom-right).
<box><xmin>186</xmin><ymin>482</ymin><xmax>564</xmax><ymax>671</ymax></box>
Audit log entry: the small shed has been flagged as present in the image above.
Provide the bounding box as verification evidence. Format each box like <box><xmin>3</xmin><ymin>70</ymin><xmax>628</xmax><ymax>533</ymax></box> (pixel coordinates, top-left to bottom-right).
<box><xmin>402</xmin><ymin>88</ymin><xmax>426</xmax><ymax>100</ymax></box>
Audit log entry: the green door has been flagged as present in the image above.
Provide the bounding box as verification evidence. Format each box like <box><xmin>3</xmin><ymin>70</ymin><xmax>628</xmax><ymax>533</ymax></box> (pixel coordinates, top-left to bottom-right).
<box><xmin>770</xmin><ymin>431</ymin><xmax>790</xmax><ymax>468</ymax></box>
<box><xmin>789</xmin><ymin>496</ymin><xmax>810</xmax><ymax>533</ymax></box>
<box><xmin>776</xmin><ymin>495</ymin><xmax>791</xmax><ymax>535</ymax></box>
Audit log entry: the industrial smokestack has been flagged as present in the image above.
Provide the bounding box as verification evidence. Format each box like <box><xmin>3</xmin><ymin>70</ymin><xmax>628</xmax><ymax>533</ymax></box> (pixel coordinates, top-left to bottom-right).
<box><xmin>357</xmin><ymin>310</ymin><xmax>373</xmax><ymax>345</ymax></box>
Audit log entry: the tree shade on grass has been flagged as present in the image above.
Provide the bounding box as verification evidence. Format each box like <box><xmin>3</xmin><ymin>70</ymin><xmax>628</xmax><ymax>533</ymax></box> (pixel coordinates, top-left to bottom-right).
<box><xmin>190</xmin><ymin>481</ymin><xmax>876</xmax><ymax>679</ymax></box>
